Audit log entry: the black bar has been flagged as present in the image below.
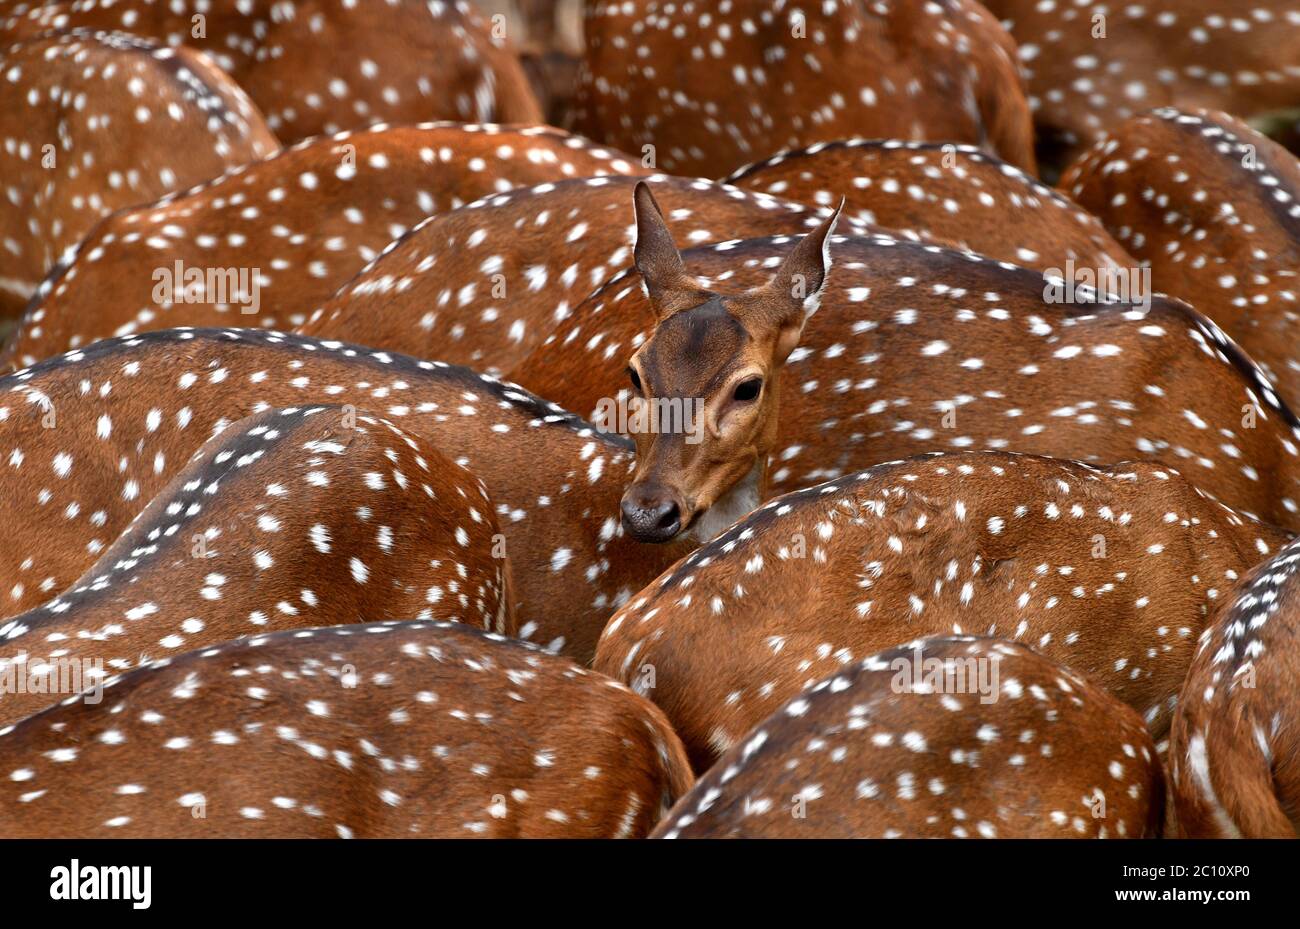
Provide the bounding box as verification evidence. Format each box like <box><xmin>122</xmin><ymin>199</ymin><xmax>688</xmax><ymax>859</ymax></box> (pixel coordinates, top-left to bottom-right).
<box><xmin>4</xmin><ymin>838</ymin><xmax>1277</xmax><ymax>915</ymax></box>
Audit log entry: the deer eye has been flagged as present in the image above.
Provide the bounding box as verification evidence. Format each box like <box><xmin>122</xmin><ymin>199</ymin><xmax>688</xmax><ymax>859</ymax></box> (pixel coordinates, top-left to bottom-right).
<box><xmin>628</xmin><ymin>367</ymin><xmax>643</xmax><ymax>394</ymax></box>
<box><xmin>733</xmin><ymin>377</ymin><xmax>762</xmax><ymax>403</ymax></box>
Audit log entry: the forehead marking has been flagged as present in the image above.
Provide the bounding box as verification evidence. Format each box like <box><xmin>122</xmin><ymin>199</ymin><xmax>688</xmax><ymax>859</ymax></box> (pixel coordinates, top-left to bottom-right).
<box><xmin>642</xmin><ymin>297</ymin><xmax>751</xmax><ymax>398</ymax></box>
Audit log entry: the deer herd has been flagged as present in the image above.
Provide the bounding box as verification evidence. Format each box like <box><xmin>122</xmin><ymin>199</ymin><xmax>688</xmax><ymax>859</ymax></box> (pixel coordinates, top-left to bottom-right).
<box><xmin>0</xmin><ymin>0</ymin><xmax>1298</xmax><ymax>841</ymax></box>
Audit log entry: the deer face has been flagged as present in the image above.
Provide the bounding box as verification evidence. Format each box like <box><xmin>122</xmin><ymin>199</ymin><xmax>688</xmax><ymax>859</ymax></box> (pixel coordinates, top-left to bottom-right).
<box><xmin>618</xmin><ymin>182</ymin><xmax>840</xmax><ymax>544</ymax></box>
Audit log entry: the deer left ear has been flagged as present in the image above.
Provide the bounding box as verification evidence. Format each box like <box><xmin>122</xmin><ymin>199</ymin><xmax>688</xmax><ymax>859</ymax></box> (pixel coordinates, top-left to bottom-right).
<box><xmin>633</xmin><ymin>181</ymin><xmax>699</xmax><ymax>319</ymax></box>
<box><xmin>766</xmin><ymin>199</ymin><xmax>842</xmax><ymax>362</ymax></box>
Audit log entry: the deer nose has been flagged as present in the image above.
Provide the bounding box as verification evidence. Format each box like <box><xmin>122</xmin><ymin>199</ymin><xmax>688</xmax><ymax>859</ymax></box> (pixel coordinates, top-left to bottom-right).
<box><xmin>621</xmin><ymin>491</ymin><xmax>682</xmax><ymax>543</ymax></box>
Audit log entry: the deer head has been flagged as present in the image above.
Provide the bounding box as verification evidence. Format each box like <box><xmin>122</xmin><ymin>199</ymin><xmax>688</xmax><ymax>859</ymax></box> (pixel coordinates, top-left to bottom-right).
<box><xmin>618</xmin><ymin>181</ymin><xmax>841</xmax><ymax>543</ymax></box>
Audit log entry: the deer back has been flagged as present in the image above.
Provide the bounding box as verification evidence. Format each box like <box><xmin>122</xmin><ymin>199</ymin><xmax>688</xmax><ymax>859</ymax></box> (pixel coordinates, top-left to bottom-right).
<box><xmin>595</xmin><ymin>451</ymin><xmax>1290</xmax><ymax>770</ymax></box>
<box><xmin>0</xmin><ymin>0</ymin><xmax>543</xmax><ymax>141</ymax></box>
<box><xmin>0</xmin><ymin>621</ymin><xmax>692</xmax><ymax>838</ymax></box>
<box><xmin>0</xmin><ymin>29</ymin><xmax>278</xmax><ymax>317</ymax></box>
<box><xmin>570</xmin><ymin>0</ymin><xmax>1035</xmax><ymax>177</ymax></box>
<box><xmin>1061</xmin><ymin>107</ymin><xmax>1300</xmax><ymax>411</ymax></box>
<box><xmin>653</xmin><ymin>636</ymin><xmax>1164</xmax><ymax>838</ymax></box>
<box><xmin>297</xmin><ymin>174</ymin><xmax>865</xmax><ymax>373</ymax></box>
<box><xmin>4</xmin><ymin>124</ymin><xmax>644</xmax><ymax>370</ymax></box>
<box><xmin>0</xmin><ymin>404</ymin><xmax>508</xmax><ymax>727</ymax></box>
<box><xmin>1169</xmin><ymin>534</ymin><xmax>1300</xmax><ymax>837</ymax></box>
<box><xmin>0</xmin><ymin>328</ymin><xmax>688</xmax><ymax>662</ymax></box>
<box><xmin>982</xmin><ymin>0</ymin><xmax>1300</xmax><ymax>161</ymax></box>
<box><xmin>725</xmin><ymin>139</ymin><xmax>1132</xmax><ymax>271</ymax></box>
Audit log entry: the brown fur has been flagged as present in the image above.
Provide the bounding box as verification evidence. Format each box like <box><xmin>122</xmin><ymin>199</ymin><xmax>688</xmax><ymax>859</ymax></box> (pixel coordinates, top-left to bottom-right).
<box><xmin>1169</xmin><ymin>534</ymin><xmax>1300</xmax><ymax>837</ymax></box>
<box><xmin>519</xmin><ymin>47</ymin><xmax>582</xmax><ymax>125</ymax></box>
<box><xmin>4</xmin><ymin>124</ymin><xmax>643</xmax><ymax>370</ymax></box>
<box><xmin>0</xmin><ymin>0</ymin><xmax>543</xmax><ymax>143</ymax></box>
<box><xmin>653</xmin><ymin>636</ymin><xmax>1165</xmax><ymax>838</ymax></box>
<box><xmin>1061</xmin><ymin>108</ymin><xmax>1300</xmax><ymax>411</ymax></box>
<box><xmin>511</xmin><ymin>228</ymin><xmax>1300</xmax><ymax>534</ymax></box>
<box><xmin>725</xmin><ymin>139</ymin><xmax>1133</xmax><ymax>271</ymax></box>
<box><xmin>983</xmin><ymin>0</ymin><xmax>1300</xmax><ymax>161</ymax></box>
<box><xmin>0</xmin><ymin>31</ymin><xmax>278</xmax><ymax>318</ymax></box>
<box><xmin>595</xmin><ymin>451</ymin><xmax>1291</xmax><ymax>771</ymax></box>
<box><xmin>570</xmin><ymin>0</ymin><xmax>1036</xmax><ymax>177</ymax></box>
<box><xmin>0</xmin><ymin>404</ymin><xmax>509</xmax><ymax>727</ymax></box>
<box><xmin>0</xmin><ymin>621</ymin><xmax>693</xmax><ymax>838</ymax></box>
<box><xmin>296</xmin><ymin>175</ymin><xmax>864</xmax><ymax>374</ymax></box>
<box><xmin>0</xmin><ymin>329</ymin><xmax>691</xmax><ymax>663</ymax></box>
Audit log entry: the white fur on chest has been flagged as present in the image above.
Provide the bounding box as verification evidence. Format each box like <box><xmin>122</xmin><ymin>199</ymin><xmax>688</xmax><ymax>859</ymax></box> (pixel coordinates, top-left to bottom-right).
<box><xmin>689</xmin><ymin>463</ymin><xmax>762</xmax><ymax>543</ymax></box>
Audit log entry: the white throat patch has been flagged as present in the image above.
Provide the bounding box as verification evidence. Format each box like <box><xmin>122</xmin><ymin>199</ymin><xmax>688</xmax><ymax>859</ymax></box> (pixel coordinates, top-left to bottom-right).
<box><xmin>689</xmin><ymin>462</ymin><xmax>763</xmax><ymax>543</ymax></box>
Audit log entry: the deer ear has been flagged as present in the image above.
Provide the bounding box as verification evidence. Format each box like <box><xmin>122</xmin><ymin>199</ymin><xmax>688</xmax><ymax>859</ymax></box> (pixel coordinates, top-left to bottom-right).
<box><xmin>765</xmin><ymin>199</ymin><xmax>842</xmax><ymax>362</ymax></box>
<box><xmin>633</xmin><ymin>181</ymin><xmax>694</xmax><ymax>319</ymax></box>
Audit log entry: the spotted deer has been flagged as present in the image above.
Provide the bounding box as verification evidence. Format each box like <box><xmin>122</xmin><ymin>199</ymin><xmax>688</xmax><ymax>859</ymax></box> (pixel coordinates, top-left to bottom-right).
<box><xmin>724</xmin><ymin>139</ymin><xmax>1133</xmax><ymax>271</ymax></box>
<box><xmin>570</xmin><ymin>0</ymin><xmax>1036</xmax><ymax>177</ymax></box>
<box><xmin>1060</xmin><ymin>108</ymin><xmax>1300</xmax><ymax>412</ymax></box>
<box><xmin>0</xmin><ymin>0</ymin><xmax>543</xmax><ymax>142</ymax></box>
<box><xmin>296</xmin><ymin>174</ymin><xmax>869</xmax><ymax>373</ymax></box>
<box><xmin>982</xmin><ymin>0</ymin><xmax>1300</xmax><ymax>165</ymax></box>
<box><xmin>0</xmin><ymin>405</ymin><xmax>509</xmax><ymax>727</ymax></box>
<box><xmin>0</xmin><ymin>328</ymin><xmax>689</xmax><ymax>662</ymax></box>
<box><xmin>652</xmin><ymin>636</ymin><xmax>1165</xmax><ymax>838</ymax></box>
<box><xmin>594</xmin><ymin>451</ymin><xmax>1291</xmax><ymax>770</ymax></box>
<box><xmin>0</xmin><ymin>621</ymin><xmax>693</xmax><ymax>838</ymax></box>
<box><xmin>3</xmin><ymin>124</ymin><xmax>643</xmax><ymax>371</ymax></box>
<box><xmin>0</xmin><ymin>29</ymin><xmax>278</xmax><ymax>317</ymax></box>
<box><xmin>510</xmin><ymin>185</ymin><xmax>1300</xmax><ymax>542</ymax></box>
<box><xmin>1168</xmin><ymin>533</ymin><xmax>1300</xmax><ymax>837</ymax></box>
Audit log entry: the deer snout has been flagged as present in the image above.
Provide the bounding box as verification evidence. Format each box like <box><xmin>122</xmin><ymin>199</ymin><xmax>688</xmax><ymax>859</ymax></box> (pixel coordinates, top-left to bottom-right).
<box><xmin>620</xmin><ymin>485</ymin><xmax>683</xmax><ymax>543</ymax></box>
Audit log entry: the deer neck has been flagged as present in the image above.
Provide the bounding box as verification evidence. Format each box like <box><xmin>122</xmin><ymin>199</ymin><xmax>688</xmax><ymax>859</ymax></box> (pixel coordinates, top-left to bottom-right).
<box><xmin>689</xmin><ymin>460</ymin><xmax>764</xmax><ymax>543</ymax></box>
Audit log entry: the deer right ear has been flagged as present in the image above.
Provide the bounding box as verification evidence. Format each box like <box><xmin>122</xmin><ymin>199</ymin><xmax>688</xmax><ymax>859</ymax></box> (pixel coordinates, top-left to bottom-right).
<box><xmin>763</xmin><ymin>200</ymin><xmax>842</xmax><ymax>364</ymax></box>
<box><xmin>633</xmin><ymin>182</ymin><xmax>694</xmax><ymax>319</ymax></box>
